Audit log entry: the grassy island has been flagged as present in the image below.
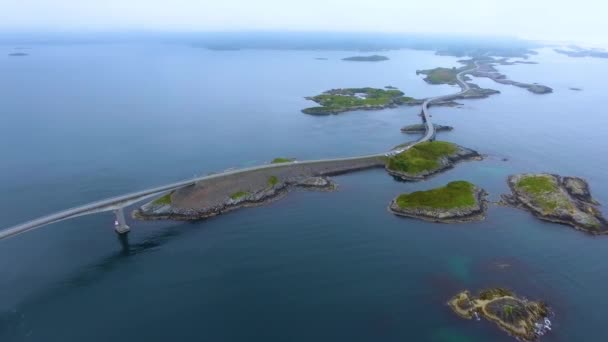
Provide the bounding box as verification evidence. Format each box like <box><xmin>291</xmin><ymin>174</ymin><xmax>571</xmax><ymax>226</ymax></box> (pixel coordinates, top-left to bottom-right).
<box><xmin>390</xmin><ymin>181</ymin><xmax>487</xmax><ymax>223</ymax></box>
<box><xmin>417</xmin><ymin>67</ymin><xmax>462</xmax><ymax>84</ymax></box>
<box><xmin>502</xmin><ymin>173</ymin><xmax>607</xmax><ymax>233</ymax></box>
<box><xmin>387</xmin><ymin>141</ymin><xmax>457</xmax><ymax>174</ymax></box>
<box><xmin>397</xmin><ymin>181</ymin><xmax>476</xmax><ymax>209</ymax></box>
<box><xmin>342</xmin><ymin>55</ymin><xmax>389</xmax><ymax>62</ymax></box>
<box><xmin>302</xmin><ymin>87</ymin><xmax>416</xmax><ymax>115</ymax></box>
<box><xmin>448</xmin><ymin>288</ymin><xmax>551</xmax><ymax>341</ymax></box>
<box><xmin>386</xmin><ymin>141</ymin><xmax>480</xmax><ymax>181</ymax></box>
<box><xmin>271</xmin><ymin>157</ymin><xmax>294</xmax><ymax>164</ymax></box>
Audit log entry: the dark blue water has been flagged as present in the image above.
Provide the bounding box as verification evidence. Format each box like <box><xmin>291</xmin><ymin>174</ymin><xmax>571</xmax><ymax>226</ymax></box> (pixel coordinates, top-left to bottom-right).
<box><xmin>1</xmin><ymin>44</ymin><xmax>607</xmax><ymax>341</ymax></box>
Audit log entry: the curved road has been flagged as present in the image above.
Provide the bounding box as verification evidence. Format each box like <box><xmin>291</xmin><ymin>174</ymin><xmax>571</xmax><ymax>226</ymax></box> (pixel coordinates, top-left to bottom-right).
<box><xmin>0</xmin><ymin>64</ymin><xmax>478</xmax><ymax>241</ymax></box>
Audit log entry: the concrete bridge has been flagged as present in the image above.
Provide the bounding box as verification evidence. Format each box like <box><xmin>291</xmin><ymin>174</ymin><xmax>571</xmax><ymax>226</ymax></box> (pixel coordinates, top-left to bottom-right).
<box><xmin>0</xmin><ymin>64</ymin><xmax>478</xmax><ymax>241</ymax></box>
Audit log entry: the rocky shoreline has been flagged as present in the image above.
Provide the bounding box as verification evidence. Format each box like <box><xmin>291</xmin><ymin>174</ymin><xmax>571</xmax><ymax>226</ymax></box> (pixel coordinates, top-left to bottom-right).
<box><xmin>134</xmin><ymin>176</ymin><xmax>337</xmax><ymax>221</ymax></box>
<box><xmin>386</xmin><ymin>144</ymin><xmax>482</xmax><ymax>181</ymax></box>
<box><xmin>500</xmin><ymin>173</ymin><xmax>607</xmax><ymax>234</ymax></box>
<box><xmin>389</xmin><ymin>185</ymin><xmax>488</xmax><ymax>223</ymax></box>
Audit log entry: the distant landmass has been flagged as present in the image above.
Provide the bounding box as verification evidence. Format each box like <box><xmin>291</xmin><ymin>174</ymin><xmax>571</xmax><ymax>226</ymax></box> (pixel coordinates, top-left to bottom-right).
<box><xmin>8</xmin><ymin>52</ymin><xmax>28</xmax><ymax>57</ymax></box>
<box><xmin>342</xmin><ymin>55</ymin><xmax>389</xmax><ymax>62</ymax></box>
<box><xmin>554</xmin><ymin>46</ymin><xmax>608</xmax><ymax>59</ymax></box>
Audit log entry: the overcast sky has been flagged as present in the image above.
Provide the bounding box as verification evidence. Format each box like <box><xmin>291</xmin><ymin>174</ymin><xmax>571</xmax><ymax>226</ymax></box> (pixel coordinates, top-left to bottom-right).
<box><xmin>2</xmin><ymin>0</ymin><xmax>606</xmax><ymax>45</ymax></box>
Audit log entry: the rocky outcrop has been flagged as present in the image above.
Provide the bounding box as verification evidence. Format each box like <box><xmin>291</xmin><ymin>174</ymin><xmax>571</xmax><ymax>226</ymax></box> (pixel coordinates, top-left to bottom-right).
<box><xmin>389</xmin><ymin>186</ymin><xmax>488</xmax><ymax>223</ymax></box>
<box><xmin>501</xmin><ymin>174</ymin><xmax>607</xmax><ymax>234</ymax></box>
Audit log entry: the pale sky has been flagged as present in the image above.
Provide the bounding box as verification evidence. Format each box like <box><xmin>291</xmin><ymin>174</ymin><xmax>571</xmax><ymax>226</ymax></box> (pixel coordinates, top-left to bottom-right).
<box><xmin>2</xmin><ymin>0</ymin><xmax>607</xmax><ymax>45</ymax></box>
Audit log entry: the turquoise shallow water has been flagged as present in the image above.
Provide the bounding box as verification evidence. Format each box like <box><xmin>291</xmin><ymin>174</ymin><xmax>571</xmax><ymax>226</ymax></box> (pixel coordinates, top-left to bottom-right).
<box><xmin>0</xmin><ymin>44</ymin><xmax>607</xmax><ymax>341</ymax></box>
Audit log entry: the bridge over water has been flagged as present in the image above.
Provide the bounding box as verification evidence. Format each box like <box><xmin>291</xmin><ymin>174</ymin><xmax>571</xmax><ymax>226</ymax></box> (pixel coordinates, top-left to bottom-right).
<box><xmin>0</xmin><ymin>65</ymin><xmax>477</xmax><ymax>241</ymax></box>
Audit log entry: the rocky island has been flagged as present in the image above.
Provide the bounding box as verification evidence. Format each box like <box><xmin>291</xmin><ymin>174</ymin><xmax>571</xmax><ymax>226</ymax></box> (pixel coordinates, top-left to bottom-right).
<box><xmin>389</xmin><ymin>181</ymin><xmax>487</xmax><ymax>223</ymax></box>
<box><xmin>448</xmin><ymin>288</ymin><xmax>552</xmax><ymax>341</ymax></box>
<box><xmin>501</xmin><ymin>173</ymin><xmax>607</xmax><ymax>234</ymax></box>
<box><xmin>385</xmin><ymin>141</ymin><xmax>481</xmax><ymax>181</ymax></box>
<box><xmin>302</xmin><ymin>87</ymin><xmax>417</xmax><ymax>115</ymax></box>
<box><xmin>342</xmin><ymin>55</ymin><xmax>389</xmax><ymax>62</ymax></box>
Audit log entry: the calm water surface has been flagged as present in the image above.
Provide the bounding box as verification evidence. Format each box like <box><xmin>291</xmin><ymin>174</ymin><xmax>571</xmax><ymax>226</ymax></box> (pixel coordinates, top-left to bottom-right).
<box><xmin>0</xmin><ymin>44</ymin><xmax>607</xmax><ymax>341</ymax></box>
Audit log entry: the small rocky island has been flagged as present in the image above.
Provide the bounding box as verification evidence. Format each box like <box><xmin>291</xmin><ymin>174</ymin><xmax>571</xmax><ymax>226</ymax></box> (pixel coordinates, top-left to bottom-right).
<box><xmin>448</xmin><ymin>288</ymin><xmax>552</xmax><ymax>341</ymax></box>
<box><xmin>501</xmin><ymin>173</ymin><xmax>607</xmax><ymax>234</ymax></box>
<box><xmin>401</xmin><ymin>123</ymin><xmax>453</xmax><ymax>134</ymax></box>
<box><xmin>385</xmin><ymin>141</ymin><xmax>481</xmax><ymax>181</ymax></box>
<box><xmin>342</xmin><ymin>55</ymin><xmax>389</xmax><ymax>62</ymax></box>
<box><xmin>302</xmin><ymin>87</ymin><xmax>417</xmax><ymax>115</ymax></box>
<box><xmin>389</xmin><ymin>181</ymin><xmax>487</xmax><ymax>223</ymax></box>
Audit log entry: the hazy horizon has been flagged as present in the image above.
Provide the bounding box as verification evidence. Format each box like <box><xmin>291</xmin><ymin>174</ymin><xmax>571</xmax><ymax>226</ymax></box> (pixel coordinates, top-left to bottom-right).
<box><xmin>2</xmin><ymin>0</ymin><xmax>608</xmax><ymax>47</ymax></box>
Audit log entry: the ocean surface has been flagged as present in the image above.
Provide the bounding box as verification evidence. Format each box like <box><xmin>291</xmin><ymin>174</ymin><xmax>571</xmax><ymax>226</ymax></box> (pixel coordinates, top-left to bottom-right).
<box><xmin>1</xmin><ymin>43</ymin><xmax>607</xmax><ymax>341</ymax></box>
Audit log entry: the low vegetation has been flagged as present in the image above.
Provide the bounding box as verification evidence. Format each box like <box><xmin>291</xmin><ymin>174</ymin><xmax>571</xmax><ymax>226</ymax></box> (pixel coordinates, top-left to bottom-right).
<box><xmin>230</xmin><ymin>191</ymin><xmax>250</xmax><ymax>200</ymax></box>
<box><xmin>152</xmin><ymin>192</ymin><xmax>173</xmax><ymax>205</ymax></box>
<box><xmin>271</xmin><ymin>157</ymin><xmax>293</xmax><ymax>164</ymax></box>
<box><xmin>515</xmin><ymin>175</ymin><xmax>571</xmax><ymax>212</ymax></box>
<box><xmin>395</xmin><ymin>181</ymin><xmax>476</xmax><ymax>209</ymax></box>
<box><xmin>268</xmin><ymin>175</ymin><xmax>278</xmax><ymax>187</ymax></box>
<box><xmin>386</xmin><ymin>141</ymin><xmax>457</xmax><ymax>175</ymax></box>
<box><xmin>303</xmin><ymin>87</ymin><xmax>415</xmax><ymax>114</ymax></box>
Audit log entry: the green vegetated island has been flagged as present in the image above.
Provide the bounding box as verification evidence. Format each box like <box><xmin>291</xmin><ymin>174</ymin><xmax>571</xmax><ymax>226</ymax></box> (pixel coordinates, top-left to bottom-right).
<box><xmin>302</xmin><ymin>87</ymin><xmax>419</xmax><ymax>115</ymax></box>
<box><xmin>501</xmin><ymin>173</ymin><xmax>607</xmax><ymax>234</ymax></box>
<box><xmin>449</xmin><ymin>288</ymin><xmax>552</xmax><ymax>341</ymax></box>
<box><xmin>389</xmin><ymin>180</ymin><xmax>488</xmax><ymax>223</ymax></box>
<box><xmin>342</xmin><ymin>55</ymin><xmax>389</xmax><ymax>62</ymax></box>
<box><xmin>385</xmin><ymin>141</ymin><xmax>481</xmax><ymax>181</ymax></box>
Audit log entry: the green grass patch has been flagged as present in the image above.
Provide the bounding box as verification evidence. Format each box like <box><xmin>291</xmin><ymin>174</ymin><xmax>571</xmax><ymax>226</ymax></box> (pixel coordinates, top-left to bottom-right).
<box><xmin>268</xmin><ymin>175</ymin><xmax>279</xmax><ymax>187</ymax></box>
<box><xmin>396</xmin><ymin>181</ymin><xmax>476</xmax><ymax>209</ymax></box>
<box><xmin>387</xmin><ymin>141</ymin><xmax>457</xmax><ymax>175</ymax></box>
<box><xmin>516</xmin><ymin>175</ymin><xmax>558</xmax><ymax>194</ymax></box>
<box><xmin>515</xmin><ymin>175</ymin><xmax>571</xmax><ymax>212</ymax></box>
<box><xmin>230</xmin><ymin>191</ymin><xmax>249</xmax><ymax>200</ymax></box>
<box><xmin>152</xmin><ymin>192</ymin><xmax>172</xmax><ymax>205</ymax></box>
<box><xmin>271</xmin><ymin>157</ymin><xmax>293</xmax><ymax>164</ymax></box>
